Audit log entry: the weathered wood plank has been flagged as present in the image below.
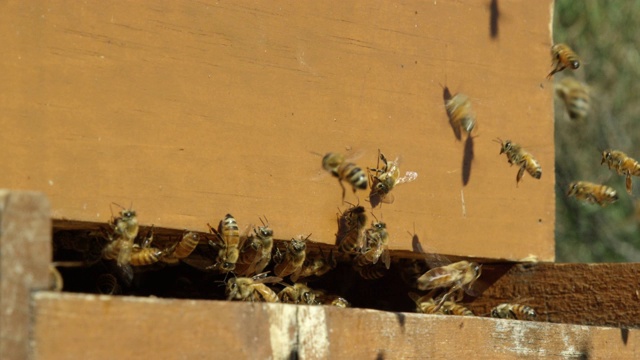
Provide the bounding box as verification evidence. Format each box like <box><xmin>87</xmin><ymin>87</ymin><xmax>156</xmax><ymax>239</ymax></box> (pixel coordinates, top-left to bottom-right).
<box><xmin>469</xmin><ymin>262</ymin><xmax>640</xmax><ymax>329</ymax></box>
<box><xmin>33</xmin><ymin>292</ymin><xmax>639</xmax><ymax>360</ymax></box>
<box><xmin>0</xmin><ymin>191</ymin><xmax>51</xmax><ymax>359</ymax></box>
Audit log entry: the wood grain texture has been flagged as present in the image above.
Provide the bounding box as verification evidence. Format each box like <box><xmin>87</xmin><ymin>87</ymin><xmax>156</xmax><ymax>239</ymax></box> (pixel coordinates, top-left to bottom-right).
<box><xmin>0</xmin><ymin>191</ymin><xmax>51</xmax><ymax>359</ymax></box>
<box><xmin>33</xmin><ymin>292</ymin><xmax>640</xmax><ymax>360</ymax></box>
<box><xmin>468</xmin><ymin>262</ymin><xmax>640</xmax><ymax>329</ymax></box>
<box><xmin>0</xmin><ymin>0</ymin><xmax>555</xmax><ymax>261</ymax></box>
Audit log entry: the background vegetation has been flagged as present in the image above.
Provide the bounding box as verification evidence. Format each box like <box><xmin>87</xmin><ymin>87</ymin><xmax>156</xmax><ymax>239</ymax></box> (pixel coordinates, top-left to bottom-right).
<box><xmin>554</xmin><ymin>1</ymin><xmax>640</xmax><ymax>262</ymax></box>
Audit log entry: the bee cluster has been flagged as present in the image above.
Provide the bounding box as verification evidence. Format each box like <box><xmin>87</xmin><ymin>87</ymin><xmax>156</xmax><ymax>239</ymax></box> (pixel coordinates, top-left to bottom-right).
<box><xmin>52</xmin><ymin>43</ymin><xmax>611</xmax><ymax>322</ymax></box>
<box><xmin>53</xmin><ymin>149</ymin><xmax>540</xmax><ymax>322</ymax></box>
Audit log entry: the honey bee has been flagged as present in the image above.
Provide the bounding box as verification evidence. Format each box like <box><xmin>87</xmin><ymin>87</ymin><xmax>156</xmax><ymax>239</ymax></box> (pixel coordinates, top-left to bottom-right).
<box><xmin>278</xmin><ymin>283</ymin><xmax>319</xmax><ymax>305</ymax></box>
<box><xmin>417</xmin><ymin>260</ymin><xmax>481</xmax><ymax>308</ymax></box>
<box><xmin>235</xmin><ymin>219</ymin><xmax>274</xmax><ymax>276</ymax></box>
<box><xmin>494</xmin><ymin>138</ymin><xmax>542</xmax><ymax>185</ymax></box>
<box><xmin>130</xmin><ymin>226</ymin><xmax>173</xmax><ymax>266</ymax></box>
<box><xmin>353</xmin><ymin>262</ymin><xmax>388</xmax><ymax>280</ymax></box>
<box><xmin>298</xmin><ymin>248</ymin><xmax>336</xmax><ymax>279</ymax></box>
<box><xmin>225</xmin><ymin>273</ymin><xmax>281</xmax><ymax>303</ymax></box>
<box><xmin>601</xmin><ymin>150</ymin><xmax>640</xmax><ymax>194</ymax></box>
<box><xmin>567</xmin><ymin>181</ymin><xmax>618</xmax><ymax>206</ymax></box>
<box><xmin>322</xmin><ymin>152</ymin><xmax>368</xmax><ymax>202</ymax></box>
<box><xmin>354</xmin><ymin>221</ymin><xmax>390</xmax><ymax>270</ymax></box>
<box><xmin>315</xmin><ymin>292</ymin><xmax>351</xmax><ymax>307</ymax></box>
<box><xmin>368</xmin><ymin>150</ymin><xmax>418</xmax><ymax>205</ymax></box>
<box><xmin>555</xmin><ymin>77</ymin><xmax>591</xmax><ymax>121</ymax></box>
<box><xmin>162</xmin><ymin>231</ymin><xmax>201</xmax><ymax>265</ymax></box>
<box><xmin>105</xmin><ymin>206</ymin><xmax>140</xmax><ymax>271</ymax></box>
<box><xmin>444</xmin><ymin>92</ymin><xmax>476</xmax><ymax>140</ymax></box>
<box><xmin>207</xmin><ymin>214</ymin><xmax>245</xmax><ymax>272</ymax></box>
<box><xmin>410</xmin><ymin>293</ymin><xmax>474</xmax><ymax>316</ymax></box>
<box><xmin>335</xmin><ymin>205</ymin><xmax>367</xmax><ymax>254</ymax></box>
<box><xmin>547</xmin><ymin>43</ymin><xmax>580</xmax><ymax>79</ymax></box>
<box><xmin>491</xmin><ymin>303</ymin><xmax>537</xmax><ymax>321</ymax></box>
<box><xmin>273</xmin><ymin>235</ymin><xmax>308</xmax><ymax>282</ymax></box>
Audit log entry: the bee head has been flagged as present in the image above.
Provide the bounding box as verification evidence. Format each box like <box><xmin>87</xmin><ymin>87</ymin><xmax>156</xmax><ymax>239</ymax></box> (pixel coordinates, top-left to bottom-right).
<box><xmin>490</xmin><ymin>308</ymin><xmax>500</xmax><ymax>318</ymax></box>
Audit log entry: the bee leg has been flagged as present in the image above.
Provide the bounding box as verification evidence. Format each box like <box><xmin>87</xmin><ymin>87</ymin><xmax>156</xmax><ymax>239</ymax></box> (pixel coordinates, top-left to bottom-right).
<box><xmin>626</xmin><ymin>175</ymin><xmax>633</xmax><ymax>195</ymax></box>
<box><xmin>338</xmin><ymin>180</ymin><xmax>347</xmax><ymax>203</ymax></box>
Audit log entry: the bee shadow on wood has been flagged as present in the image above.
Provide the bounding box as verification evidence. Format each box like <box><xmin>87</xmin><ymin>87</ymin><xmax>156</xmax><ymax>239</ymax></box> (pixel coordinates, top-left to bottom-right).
<box><xmin>489</xmin><ymin>0</ymin><xmax>499</xmax><ymax>40</ymax></box>
<box><xmin>462</xmin><ymin>135</ymin><xmax>475</xmax><ymax>186</ymax></box>
<box><xmin>442</xmin><ymin>86</ymin><xmax>462</xmax><ymax>141</ymax></box>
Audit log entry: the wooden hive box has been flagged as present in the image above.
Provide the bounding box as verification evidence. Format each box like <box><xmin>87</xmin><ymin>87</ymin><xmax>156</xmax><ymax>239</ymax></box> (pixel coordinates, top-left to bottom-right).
<box><xmin>1</xmin><ymin>0</ymin><xmax>555</xmax><ymax>261</ymax></box>
<box><xmin>5</xmin><ymin>1</ymin><xmax>639</xmax><ymax>359</ymax></box>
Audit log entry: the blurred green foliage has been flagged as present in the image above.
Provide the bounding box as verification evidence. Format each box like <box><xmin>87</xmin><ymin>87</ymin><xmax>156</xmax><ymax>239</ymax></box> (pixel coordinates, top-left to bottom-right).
<box><xmin>554</xmin><ymin>1</ymin><xmax>640</xmax><ymax>262</ymax></box>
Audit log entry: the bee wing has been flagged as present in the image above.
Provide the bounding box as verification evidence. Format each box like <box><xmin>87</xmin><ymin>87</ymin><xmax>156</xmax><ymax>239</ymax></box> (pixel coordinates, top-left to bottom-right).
<box><xmin>396</xmin><ymin>171</ymin><xmax>418</xmax><ymax>185</ymax></box>
<box><xmin>253</xmin><ymin>276</ymin><xmax>283</xmax><ymax>285</ymax></box>
<box><xmin>381</xmin><ymin>248</ymin><xmax>391</xmax><ymax>269</ymax></box>
<box><xmin>290</xmin><ymin>266</ymin><xmax>303</xmax><ymax>283</ymax></box>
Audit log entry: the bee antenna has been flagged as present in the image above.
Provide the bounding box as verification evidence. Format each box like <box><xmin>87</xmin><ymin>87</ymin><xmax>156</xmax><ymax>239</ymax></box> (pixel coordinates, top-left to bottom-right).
<box><xmin>492</xmin><ymin>137</ymin><xmax>503</xmax><ymax>144</ymax></box>
<box><xmin>309</xmin><ymin>150</ymin><xmax>324</xmax><ymax>157</ymax></box>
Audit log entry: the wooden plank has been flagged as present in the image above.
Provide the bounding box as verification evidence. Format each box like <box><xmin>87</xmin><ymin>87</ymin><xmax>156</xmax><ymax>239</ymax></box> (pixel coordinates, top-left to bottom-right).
<box><xmin>32</xmin><ymin>292</ymin><xmax>640</xmax><ymax>360</ymax></box>
<box><xmin>468</xmin><ymin>262</ymin><xmax>640</xmax><ymax>329</ymax></box>
<box><xmin>0</xmin><ymin>191</ymin><xmax>51</xmax><ymax>359</ymax></box>
<box><xmin>0</xmin><ymin>0</ymin><xmax>555</xmax><ymax>261</ymax></box>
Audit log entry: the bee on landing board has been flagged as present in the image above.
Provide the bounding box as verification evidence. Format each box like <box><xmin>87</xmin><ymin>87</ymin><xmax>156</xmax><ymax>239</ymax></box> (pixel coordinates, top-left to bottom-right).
<box><xmin>322</xmin><ymin>152</ymin><xmax>368</xmax><ymax>202</ymax></box>
<box><xmin>409</xmin><ymin>292</ymin><xmax>474</xmax><ymax>316</ymax></box>
<box><xmin>368</xmin><ymin>149</ymin><xmax>418</xmax><ymax>206</ymax></box>
<box><xmin>555</xmin><ymin>77</ymin><xmax>591</xmax><ymax>121</ymax></box>
<box><xmin>225</xmin><ymin>273</ymin><xmax>281</xmax><ymax>303</ymax></box>
<box><xmin>278</xmin><ymin>283</ymin><xmax>319</xmax><ymax>305</ymax></box>
<box><xmin>494</xmin><ymin>138</ymin><xmax>542</xmax><ymax>185</ymax></box>
<box><xmin>491</xmin><ymin>303</ymin><xmax>537</xmax><ymax>321</ymax></box>
<box><xmin>206</xmin><ymin>214</ymin><xmax>246</xmax><ymax>273</ymax></box>
<box><xmin>547</xmin><ymin>43</ymin><xmax>580</xmax><ymax>79</ymax></box>
<box><xmin>444</xmin><ymin>92</ymin><xmax>476</xmax><ymax>140</ymax></box>
<box><xmin>567</xmin><ymin>181</ymin><xmax>618</xmax><ymax>207</ymax></box>
<box><xmin>601</xmin><ymin>149</ymin><xmax>640</xmax><ymax>194</ymax></box>
<box><xmin>416</xmin><ymin>260</ymin><xmax>482</xmax><ymax>310</ymax></box>
<box><xmin>354</xmin><ymin>221</ymin><xmax>391</xmax><ymax>269</ymax></box>
<box><xmin>335</xmin><ymin>204</ymin><xmax>367</xmax><ymax>255</ymax></box>
<box><xmin>234</xmin><ymin>218</ymin><xmax>274</xmax><ymax>277</ymax></box>
<box><xmin>273</xmin><ymin>235</ymin><xmax>309</xmax><ymax>282</ymax></box>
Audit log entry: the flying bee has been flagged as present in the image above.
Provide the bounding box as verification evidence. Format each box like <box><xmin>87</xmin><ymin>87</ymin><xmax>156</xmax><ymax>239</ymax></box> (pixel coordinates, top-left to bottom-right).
<box><xmin>547</xmin><ymin>43</ymin><xmax>580</xmax><ymax>79</ymax></box>
<box><xmin>444</xmin><ymin>92</ymin><xmax>476</xmax><ymax>140</ymax></box>
<box><xmin>298</xmin><ymin>248</ymin><xmax>336</xmax><ymax>279</ymax></box>
<box><xmin>162</xmin><ymin>231</ymin><xmax>201</xmax><ymax>265</ymax></box>
<box><xmin>206</xmin><ymin>214</ymin><xmax>245</xmax><ymax>272</ymax></box>
<box><xmin>491</xmin><ymin>303</ymin><xmax>537</xmax><ymax>321</ymax></box>
<box><xmin>555</xmin><ymin>77</ymin><xmax>590</xmax><ymax>121</ymax></box>
<box><xmin>278</xmin><ymin>283</ymin><xmax>319</xmax><ymax>305</ymax></box>
<box><xmin>567</xmin><ymin>181</ymin><xmax>618</xmax><ymax>207</ymax></box>
<box><xmin>368</xmin><ymin>150</ymin><xmax>418</xmax><ymax>205</ymax></box>
<box><xmin>322</xmin><ymin>152</ymin><xmax>368</xmax><ymax>202</ymax></box>
<box><xmin>601</xmin><ymin>149</ymin><xmax>640</xmax><ymax>194</ymax></box>
<box><xmin>335</xmin><ymin>205</ymin><xmax>367</xmax><ymax>254</ymax></box>
<box><xmin>410</xmin><ymin>293</ymin><xmax>474</xmax><ymax>316</ymax></box>
<box><xmin>235</xmin><ymin>218</ymin><xmax>274</xmax><ymax>276</ymax></box>
<box><xmin>354</xmin><ymin>220</ymin><xmax>391</xmax><ymax>270</ymax></box>
<box><xmin>225</xmin><ymin>273</ymin><xmax>281</xmax><ymax>303</ymax></box>
<box><xmin>494</xmin><ymin>138</ymin><xmax>542</xmax><ymax>185</ymax></box>
<box><xmin>417</xmin><ymin>260</ymin><xmax>481</xmax><ymax>309</ymax></box>
<box><xmin>273</xmin><ymin>235</ymin><xmax>309</xmax><ymax>282</ymax></box>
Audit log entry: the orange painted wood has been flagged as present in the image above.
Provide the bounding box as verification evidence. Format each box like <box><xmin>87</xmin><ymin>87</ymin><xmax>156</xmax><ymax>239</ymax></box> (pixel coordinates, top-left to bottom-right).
<box><xmin>0</xmin><ymin>0</ymin><xmax>555</xmax><ymax>261</ymax></box>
